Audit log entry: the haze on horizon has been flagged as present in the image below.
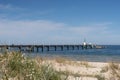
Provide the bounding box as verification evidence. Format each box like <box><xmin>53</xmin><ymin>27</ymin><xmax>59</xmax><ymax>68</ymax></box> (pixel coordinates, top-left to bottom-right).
<box><xmin>0</xmin><ymin>0</ymin><xmax>120</xmax><ymax>45</ymax></box>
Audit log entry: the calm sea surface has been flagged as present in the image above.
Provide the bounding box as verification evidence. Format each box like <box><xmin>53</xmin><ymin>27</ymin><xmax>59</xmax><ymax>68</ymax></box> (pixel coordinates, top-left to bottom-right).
<box><xmin>25</xmin><ymin>45</ymin><xmax>120</xmax><ymax>62</ymax></box>
<box><xmin>2</xmin><ymin>45</ymin><xmax>119</xmax><ymax>62</ymax></box>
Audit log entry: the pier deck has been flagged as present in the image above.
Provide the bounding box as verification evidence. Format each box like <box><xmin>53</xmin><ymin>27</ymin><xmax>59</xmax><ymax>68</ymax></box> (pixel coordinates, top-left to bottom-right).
<box><xmin>0</xmin><ymin>44</ymin><xmax>104</xmax><ymax>52</ymax></box>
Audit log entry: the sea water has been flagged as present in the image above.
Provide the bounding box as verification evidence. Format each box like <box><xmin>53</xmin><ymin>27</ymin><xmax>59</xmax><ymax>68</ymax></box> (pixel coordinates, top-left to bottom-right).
<box><xmin>27</xmin><ymin>45</ymin><xmax>120</xmax><ymax>62</ymax></box>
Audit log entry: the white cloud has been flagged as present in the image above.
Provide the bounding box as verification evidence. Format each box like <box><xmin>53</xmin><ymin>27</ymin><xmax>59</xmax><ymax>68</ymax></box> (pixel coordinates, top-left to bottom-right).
<box><xmin>0</xmin><ymin>4</ymin><xmax>22</xmax><ymax>10</ymax></box>
<box><xmin>0</xmin><ymin>19</ymin><xmax>116</xmax><ymax>44</ymax></box>
<box><xmin>91</xmin><ymin>22</ymin><xmax>112</xmax><ymax>26</ymax></box>
<box><xmin>0</xmin><ymin>4</ymin><xmax>11</xmax><ymax>9</ymax></box>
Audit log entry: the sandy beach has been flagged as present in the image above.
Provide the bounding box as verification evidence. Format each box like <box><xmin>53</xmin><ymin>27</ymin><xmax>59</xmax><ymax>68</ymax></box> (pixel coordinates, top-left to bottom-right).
<box><xmin>0</xmin><ymin>52</ymin><xmax>120</xmax><ymax>80</ymax></box>
<box><xmin>39</xmin><ymin>57</ymin><xmax>120</xmax><ymax>80</ymax></box>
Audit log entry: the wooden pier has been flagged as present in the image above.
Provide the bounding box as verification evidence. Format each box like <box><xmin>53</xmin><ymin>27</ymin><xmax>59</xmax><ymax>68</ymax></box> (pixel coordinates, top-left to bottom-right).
<box><xmin>0</xmin><ymin>44</ymin><xmax>104</xmax><ymax>52</ymax></box>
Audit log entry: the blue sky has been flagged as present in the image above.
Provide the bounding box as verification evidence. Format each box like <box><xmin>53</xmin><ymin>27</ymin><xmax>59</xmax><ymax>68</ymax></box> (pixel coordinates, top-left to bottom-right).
<box><xmin>0</xmin><ymin>0</ymin><xmax>120</xmax><ymax>45</ymax></box>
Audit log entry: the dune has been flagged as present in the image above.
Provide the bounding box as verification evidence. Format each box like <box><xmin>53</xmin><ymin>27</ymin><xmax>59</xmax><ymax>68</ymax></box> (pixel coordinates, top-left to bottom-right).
<box><xmin>42</xmin><ymin>58</ymin><xmax>120</xmax><ymax>80</ymax></box>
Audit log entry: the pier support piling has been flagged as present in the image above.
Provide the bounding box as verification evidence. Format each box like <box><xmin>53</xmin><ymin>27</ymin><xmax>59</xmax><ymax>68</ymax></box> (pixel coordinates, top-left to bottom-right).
<box><xmin>61</xmin><ymin>46</ymin><xmax>64</xmax><ymax>51</ymax></box>
<box><xmin>36</xmin><ymin>47</ymin><xmax>39</xmax><ymax>52</ymax></box>
<box><xmin>55</xmin><ymin>46</ymin><xmax>57</xmax><ymax>51</ymax></box>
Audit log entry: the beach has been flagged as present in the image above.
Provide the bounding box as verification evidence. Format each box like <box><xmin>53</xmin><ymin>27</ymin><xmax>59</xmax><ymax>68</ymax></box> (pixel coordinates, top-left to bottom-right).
<box><xmin>40</xmin><ymin>57</ymin><xmax>120</xmax><ymax>80</ymax></box>
<box><xmin>0</xmin><ymin>0</ymin><xmax>120</xmax><ymax>79</ymax></box>
<box><xmin>0</xmin><ymin>52</ymin><xmax>120</xmax><ymax>80</ymax></box>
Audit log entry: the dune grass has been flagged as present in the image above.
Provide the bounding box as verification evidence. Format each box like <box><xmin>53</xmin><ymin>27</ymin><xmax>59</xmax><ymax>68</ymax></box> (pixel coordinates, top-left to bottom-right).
<box><xmin>0</xmin><ymin>52</ymin><xmax>68</xmax><ymax>80</ymax></box>
<box><xmin>101</xmin><ymin>65</ymin><xmax>109</xmax><ymax>73</ymax></box>
<box><xmin>108</xmin><ymin>62</ymin><xmax>120</xmax><ymax>79</ymax></box>
<box><xmin>0</xmin><ymin>52</ymin><xmax>120</xmax><ymax>80</ymax></box>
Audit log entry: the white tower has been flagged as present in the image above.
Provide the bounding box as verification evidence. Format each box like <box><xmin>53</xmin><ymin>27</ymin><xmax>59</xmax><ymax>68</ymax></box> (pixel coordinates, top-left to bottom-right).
<box><xmin>83</xmin><ymin>38</ymin><xmax>87</xmax><ymax>46</ymax></box>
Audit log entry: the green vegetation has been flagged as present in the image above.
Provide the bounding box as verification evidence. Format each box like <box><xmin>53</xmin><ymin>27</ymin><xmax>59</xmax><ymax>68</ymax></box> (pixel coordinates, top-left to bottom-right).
<box><xmin>101</xmin><ymin>66</ymin><xmax>109</xmax><ymax>73</ymax></box>
<box><xmin>95</xmin><ymin>75</ymin><xmax>105</xmax><ymax>80</ymax></box>
<box><xmin>0</xmin><ymin>52</ymin><xmax>68</xmax><ymax>80</ymax></box>
<box><xmin>109</xmin><ymin>62</ymin><xmax>120</xmax><ymax>79</ymax></box>
<box><xmin>0</xmin><ymin>52</ymin><xmax>120</xmax><ymax>80</ymax></box>
<box><xmin>55</xmin><ymin>57</ymin><xmax>67</xmax><ymax>64</ymax></box>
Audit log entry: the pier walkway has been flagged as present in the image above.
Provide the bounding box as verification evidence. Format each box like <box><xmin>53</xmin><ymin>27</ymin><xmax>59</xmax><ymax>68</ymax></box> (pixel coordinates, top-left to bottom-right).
<box><xmin>0</xmin><ymin>44</ymin><xmax>104</xmax><ymax>52</ymax></box>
